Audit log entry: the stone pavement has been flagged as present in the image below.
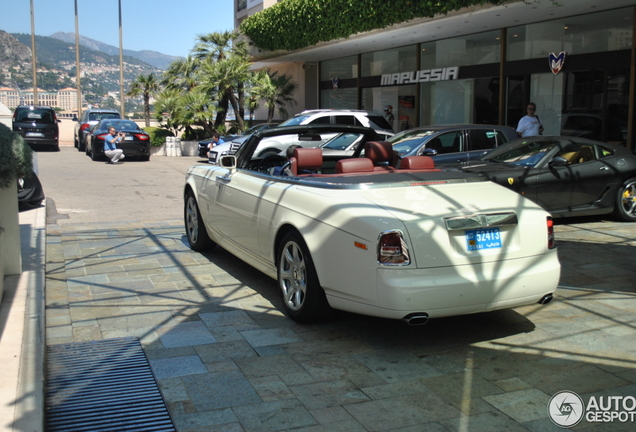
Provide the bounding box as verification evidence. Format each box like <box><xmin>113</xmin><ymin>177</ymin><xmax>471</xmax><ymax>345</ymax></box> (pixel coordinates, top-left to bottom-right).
<box><xmin>40</xmin><ymin>216</ymin><xmax>636</xmax><ymax>431</ymax></box>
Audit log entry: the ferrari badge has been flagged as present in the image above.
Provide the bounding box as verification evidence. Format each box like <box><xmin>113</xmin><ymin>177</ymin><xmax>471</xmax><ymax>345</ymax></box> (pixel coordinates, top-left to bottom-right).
<box><xmin>508</xmin><ymin>178</ymin><xmax>514</xmax><ymax>185</ymax></box>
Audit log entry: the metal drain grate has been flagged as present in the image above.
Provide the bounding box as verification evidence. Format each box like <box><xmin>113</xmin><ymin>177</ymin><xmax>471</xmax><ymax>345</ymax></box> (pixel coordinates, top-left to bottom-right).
<box><xmin>46</xmin><ymin>337</ymin><xmax>176</xmax><ymax>432</ymax></box>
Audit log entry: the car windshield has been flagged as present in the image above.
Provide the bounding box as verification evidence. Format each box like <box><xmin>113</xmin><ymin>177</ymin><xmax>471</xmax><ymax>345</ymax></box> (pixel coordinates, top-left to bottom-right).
<box><xmin>388</xmin><ymin>130</ymin><xmax>436</xmax><ymax>155</ymax></box>
<box><xmin>16</xmin><ymin>108</ymin><xmax>55</xmax><ymax>124</ymax></box>
<box><xmin>279</xmin><ymin>115</ymin><xmax>312</xmax><ymax>126</ymax></box>
<box><xmin>321</xmin><ymin>133</ymin><xmax>362</xmax><ymax>150</ymax></box>
<box><xmin>89</xmin><ymin>112</ymin><xmax>120</xmax><ymax>121</ymax></box>
<box><xmin>485</xmin><ymin>139</ymin><xmax>559</xmax><ymax>166</ymax></box>
<box><xmin>101</xmin><ymin>120</ymin><xmax>141</xmax><ymax>131</ymax></box>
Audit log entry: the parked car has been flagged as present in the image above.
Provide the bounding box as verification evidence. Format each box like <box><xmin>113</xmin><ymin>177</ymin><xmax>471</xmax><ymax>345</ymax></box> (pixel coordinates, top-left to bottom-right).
<box><xmin>444</xmin><ymin>136</ymin><xmax>636</xmax><ymax>221</ymax></box>
<box><xmin>12</xmin><ymin>105</ymin><xmax>60</xmax><ymax>151</ymax></box>
<box><xmin>85</xmin><ymin>119</ymin><xmax>151</xmax><ymax>161</ymax></box>
<box><xmin>387</xmin><ymin>124</ymin><xmax>518</xmax><ymax>165</ymax></box>
<box><xmin>319</xmin><ymin>132</ymin><xmax>365</xmax><ymax>157</ymax></box>
<box><xmin>183</xmin><ymin>124</ymin><xmax>560</xmax><ymax>323</ymax></box>
<box><xmin>18</xmin><ymin>171</ymin><xmax>45</xmax><ymax>210</ymax></box>
<box><xmin>207</xmin><ymin>136</ymin><xmax>246</xmax><ymax>164</ymax></box>
<box><xmin>198</xmin><ymin>123</ymin><xmax>279</xmax><ymax>157</ymax></box>
<box><xmin>73</xmin><ymin>109</ymin><xmax>121</xmax><ymax>152</ymax></box>
<box><xmin>280</xmin><ymin>109</ymin><xmax>395</xmax><ymax>140</ymax></box>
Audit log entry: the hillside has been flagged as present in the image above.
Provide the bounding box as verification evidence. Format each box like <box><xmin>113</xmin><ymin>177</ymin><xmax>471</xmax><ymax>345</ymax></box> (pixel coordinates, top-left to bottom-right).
<box><xmin>0</xmin><ymin>30</ymin><xmax>161</xmax><ymax>110</ymax></box>
<box><xmin>50</xmin><ymin>32</ymin><xmax>182</xmax><ymax>70</ymax></box>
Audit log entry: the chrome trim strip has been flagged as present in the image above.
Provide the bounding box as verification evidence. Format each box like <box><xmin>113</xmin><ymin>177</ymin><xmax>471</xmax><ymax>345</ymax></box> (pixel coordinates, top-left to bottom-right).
<box><xmin>444</xmin><ymin>212</ymin><xmax>518</xmax><ymax>231</ymax></box>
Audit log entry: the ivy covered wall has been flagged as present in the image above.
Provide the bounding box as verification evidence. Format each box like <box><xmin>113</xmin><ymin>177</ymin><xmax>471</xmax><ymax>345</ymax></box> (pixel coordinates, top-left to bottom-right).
<box><xmin>240</xmin><ymin>0</ymin><xmax>508</xmax><ymax>52</ymax></box>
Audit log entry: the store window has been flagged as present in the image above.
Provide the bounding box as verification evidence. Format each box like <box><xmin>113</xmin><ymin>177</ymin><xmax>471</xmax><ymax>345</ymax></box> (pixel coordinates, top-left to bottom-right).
<box><xmin>362</xmin><ymin>85</ymin><xmax>416</xmax><ymax>132</ymax></box>
<box><xmin>320</xmin><ymin>88</ymin><xmax>358</xmax><ymax>109</ymax></box>
<box><xmin>320</xmin><ymin>55</ymin><xmax>358</xmax><ymax>80</ymax></box>
<box><xmin>361</xmin><ymin>46</ymin><xmax>417</xmax><ymax>77</ymax></box>
<box><xmin>420</xmin><ymin>30</ymin><xmax>501</xmax><ymax>68</ymax></box>
<box><xmin>507</xmin><ymin>7</ymin><xmax>632</xmax><ymax>61</ymax></box>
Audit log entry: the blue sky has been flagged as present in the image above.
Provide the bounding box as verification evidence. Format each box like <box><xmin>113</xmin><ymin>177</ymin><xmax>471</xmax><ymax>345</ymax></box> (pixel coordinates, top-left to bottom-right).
<box><xmin>0</xmin><ymin>0</ymin><xmax>235</xmax><ymax>58</ymax></box>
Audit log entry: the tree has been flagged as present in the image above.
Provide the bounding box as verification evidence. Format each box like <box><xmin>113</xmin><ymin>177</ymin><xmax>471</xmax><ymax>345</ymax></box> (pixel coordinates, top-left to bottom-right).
<box><xmin>127</xmin><ymin>73</ymin><xmax>160</xmax><ymax>127</ymax></box>
<box><xmin>252</xmin><ymin>69</ymin><xmax>298</xmax><ymax>123</ymax></box>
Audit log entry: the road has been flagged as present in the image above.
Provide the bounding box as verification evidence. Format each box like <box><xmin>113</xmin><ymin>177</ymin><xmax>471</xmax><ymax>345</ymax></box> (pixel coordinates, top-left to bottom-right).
<box><xmin>35</xmin><ymin>146</ymin><xmax>205</xmax><ymax>224</ymax></box>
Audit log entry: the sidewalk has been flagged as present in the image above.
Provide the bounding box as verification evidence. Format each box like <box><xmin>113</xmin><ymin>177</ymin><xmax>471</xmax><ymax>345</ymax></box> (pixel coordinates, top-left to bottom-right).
<box><xmin>0</xmin><ymin>205</ymin><xmax>46</xmax><ymax>432</ymax></box>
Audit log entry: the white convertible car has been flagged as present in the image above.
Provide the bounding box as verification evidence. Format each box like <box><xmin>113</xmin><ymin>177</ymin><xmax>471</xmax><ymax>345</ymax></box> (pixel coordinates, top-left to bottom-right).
<box><xmin>184</xmin><ymin>125</ymin><xmax>560</xmax><ymax>324</ymax></box>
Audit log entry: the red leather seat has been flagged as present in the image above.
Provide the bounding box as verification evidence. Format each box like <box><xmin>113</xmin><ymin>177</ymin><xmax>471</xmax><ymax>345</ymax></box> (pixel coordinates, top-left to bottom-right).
<box><xmin>400</xmin><ymin>156</ymin><xmax>435</xmax><ymax>170</ymax></box>
<box><xmin>336</xmin><ymin>158</ymin><xmax>375</xmax><ymax>174</ymax></box>
<box><xmin>364</xmin><ymin>141</ymin><xmax>396</xmax><ymax>171</ymax></box>
<box><xmin>289</xmin><ymin>148</ymin><xmax>323</xmax><ymax>175</ymax></box>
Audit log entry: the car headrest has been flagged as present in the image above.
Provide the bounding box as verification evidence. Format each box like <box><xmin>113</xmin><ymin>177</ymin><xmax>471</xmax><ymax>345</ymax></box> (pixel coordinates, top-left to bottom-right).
<box><xmin>400</xmin><ymin>156</ymin><xmax>435</xmax><ymax>170</ymax></box>
<box><xmin>294</xmin><ymin>148</ymin><xmax>323</xmax><ymax>171</ymax></box>
<box><xmin>364</xmin><ymin>141</ymin><xmax>394</xmax><ymax>164</ymax></box>
<box><xmin>336</xmin><ymin>158</ymin><xmax>375</xmax><ymax>174</ymax></box>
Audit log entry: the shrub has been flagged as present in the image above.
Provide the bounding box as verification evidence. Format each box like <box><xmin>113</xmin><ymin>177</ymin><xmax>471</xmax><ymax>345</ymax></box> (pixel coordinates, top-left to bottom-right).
<box><xmin>181</xmin><ymin>128</ymin><xmax>207</xmax><ymax>141</ymax></box>
<box><xmin>143</xmin><ymin>127</ymin><xmax>174</xmax><ymax>147</ymax></box>
<box><xmin>0</xmin><ymin>123</ymin><xmax>33</xmax><ymax>189</ymax></box>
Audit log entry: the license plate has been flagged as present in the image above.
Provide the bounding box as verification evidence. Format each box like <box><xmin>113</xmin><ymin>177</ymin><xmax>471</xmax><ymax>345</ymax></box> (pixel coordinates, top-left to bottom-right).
<box><xmin>209</xmin><ymin>154</ymin><xmax>217</xmax><ymax>163</ymax></box>
<box><xmin>465</xmin><ymin>227</ymin><xmax>502</xmax><ymax>251</ymax></box>
<box><xmin>124</xmin><ymin>136</ymin><xmax>134</xmax><ymax>140</ymax></box>
<box><xmin>26</xmin><ymin>132</ymin><xmax>44</xmax><ymax>137</ymax></box>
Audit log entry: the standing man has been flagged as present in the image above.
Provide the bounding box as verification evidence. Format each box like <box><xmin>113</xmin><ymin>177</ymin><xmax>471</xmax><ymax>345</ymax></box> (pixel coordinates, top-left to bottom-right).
<box><xmin>516</xmin><ymin>103</ymin><xmax>544</xmax><ymax>137</ymax></box>
<box><xmin>104</xmin><ymin>126</ymin><xmax>126</xmax><ymax>164</ymax></box>
<box><xmin>207</xmin><ymin>133</ymin><xmax>225</xmax><ymax>161</ymax></box>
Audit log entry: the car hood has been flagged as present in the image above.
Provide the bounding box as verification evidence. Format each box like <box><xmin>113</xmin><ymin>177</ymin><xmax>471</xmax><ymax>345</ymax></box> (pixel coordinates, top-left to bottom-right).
<box><xmin>354</xmin><ymin>181</ymin><xmax>550</xmax><ymax>269</ymax></box>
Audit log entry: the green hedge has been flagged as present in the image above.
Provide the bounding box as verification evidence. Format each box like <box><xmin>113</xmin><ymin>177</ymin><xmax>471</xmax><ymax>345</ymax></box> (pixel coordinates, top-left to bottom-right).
<box><xmin>0</xmin><ymin>123</ymin><xmax>33</xmax><ymax>189</ymax></box>
<box><xmin>143</xmin><ymin>127</ymin><xmax>174</xmax><ymax>147</ymax></box>
<box><xmin>240</xmin><ymin>0</ymin><xmax>508</xmax><ymax>52</ymax></box>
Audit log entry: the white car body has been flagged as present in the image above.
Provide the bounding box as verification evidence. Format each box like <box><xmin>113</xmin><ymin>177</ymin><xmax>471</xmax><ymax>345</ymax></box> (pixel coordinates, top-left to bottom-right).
<box><xmin>185</xmin><ymin>125</ymin><xmax>560</xmax><ymax>323</ymax></box>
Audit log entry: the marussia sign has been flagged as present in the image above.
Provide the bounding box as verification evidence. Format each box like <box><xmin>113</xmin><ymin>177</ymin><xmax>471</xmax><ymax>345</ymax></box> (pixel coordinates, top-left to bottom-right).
<box><xmin>381</xmin><ymin>67</ymin><xmax>459</xmax><ymax>86</ymax></box>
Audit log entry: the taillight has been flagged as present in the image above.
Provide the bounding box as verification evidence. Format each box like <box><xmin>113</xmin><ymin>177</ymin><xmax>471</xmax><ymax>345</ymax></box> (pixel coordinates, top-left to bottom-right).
<box><xmin>547</xmin><ymin>217</ymin><xmax>556</xmax><ymax>249</ymax></box>
<box><xmin>135</xmin><ymin>134</ymin><xmax>149</xmax><ymax>141</ymax></box>
<box><xmin>377</xmin><ymin>230</ymin><xmax>410</xmax><ymax>265</ymax></box>
<box><xmin>96</xmin><ymin>133</ymin><xmax>108</xmax><ymax>140</ymax></box>
<box><xmin>80</xmin><ymin>123</ymin><xmax>91</xmax><ymax>131</ymax></box>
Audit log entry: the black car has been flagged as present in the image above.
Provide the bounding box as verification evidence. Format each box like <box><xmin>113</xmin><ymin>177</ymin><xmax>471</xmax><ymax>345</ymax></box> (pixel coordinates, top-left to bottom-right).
<box><xmin>73</xmin><ymin>108</ymin><xmax>121</xmax><ymax>151</ymax></box>
<box><xmin>18</xmin><ymin>171</ymin><xmax>45</xmax><ymax>210</ymax></box>
<box><xmin>12</xmin><ymin>105</ymin><xmax>60</xmax><ymax>151</ymax></box>
<box><xmin>445</xmin><ymin>136</ymin><xmax>636</xmax><ymax>221</ymax></box>
<box><xmin>85</xmin><ymin>119</ymin><xmax>151</xmax><ymax>161</ymax></box>
<box><xmin>387</xmin><ymin>124</ymin><xmax>518</xmax><ymax>165</ymax></box>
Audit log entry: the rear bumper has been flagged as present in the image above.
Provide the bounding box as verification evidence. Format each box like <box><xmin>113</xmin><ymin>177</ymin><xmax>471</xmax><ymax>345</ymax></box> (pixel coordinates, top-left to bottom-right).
<box><xmin>326</xmin><ymin>251</ymin><xmax>561</xmax><ymax>320</ymax></box>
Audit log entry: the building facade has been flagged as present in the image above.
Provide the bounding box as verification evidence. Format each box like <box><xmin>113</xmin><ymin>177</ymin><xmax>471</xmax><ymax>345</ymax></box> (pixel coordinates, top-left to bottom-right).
<box><xmin>240</xmin><ymin>0</ymin><xmax>636</xmax><ymax>149</ymax></box>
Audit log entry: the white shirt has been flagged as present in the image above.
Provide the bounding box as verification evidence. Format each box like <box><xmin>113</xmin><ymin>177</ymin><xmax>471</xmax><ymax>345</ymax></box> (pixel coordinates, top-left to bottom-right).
<box><xmin>517</xmin><ymin>115</ymin><xmax>542</xmax><ymax>137</ymax></box>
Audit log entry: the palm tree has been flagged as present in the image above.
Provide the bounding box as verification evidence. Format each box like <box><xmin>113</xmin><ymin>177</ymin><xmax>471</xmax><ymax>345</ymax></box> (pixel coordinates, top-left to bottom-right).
<box><xmin>163</xmin><ymin>55</ymin><xmax>200</xmax><ymax>91</ymax></box>
<box><xmin>252</xmin><ymin>69</ymin><xmax>298</xmax><ymax>123</ymax></box>
<box><xmin>127</xmin><ymin>73</ymin><xmax>160</xmax><ymax>127</ymax></box>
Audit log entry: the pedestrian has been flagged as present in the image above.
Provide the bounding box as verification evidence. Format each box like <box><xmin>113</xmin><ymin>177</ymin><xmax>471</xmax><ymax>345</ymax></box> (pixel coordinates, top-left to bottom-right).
<box><xmin>104</xmin><ymin>126</ymin><xmax>126</xmax><ymax>164</ymax></box>
<box><xmin>384</xmin><ymin>105</ymin><xmax>394</xmax><ymax>123</ymax></box>
<box><xmin>516</xmin><ymin>103</ymin><xmax>544</xmax><ymax>137</ymax></box>
<box><xmin>207</xmin><ymin>133</ymin><xmax>225</xmax><ymax>160</ymax></box>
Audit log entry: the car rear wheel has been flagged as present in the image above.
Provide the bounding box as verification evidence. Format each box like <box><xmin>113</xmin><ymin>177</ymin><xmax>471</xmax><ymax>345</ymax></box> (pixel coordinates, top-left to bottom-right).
<box><xmin>184</xmin><ymin>190</ymin><xmax>215</xmax><ymax>251</ymax></box>
<box><xmin>277</xmin><ymin>231</ymin><xmax>330</xmax><ymax>322</ymax></box>
<box><xmin>615</xmin><ymin>177</ymin><xmax>636</xmax><ymax>222</ymax></box>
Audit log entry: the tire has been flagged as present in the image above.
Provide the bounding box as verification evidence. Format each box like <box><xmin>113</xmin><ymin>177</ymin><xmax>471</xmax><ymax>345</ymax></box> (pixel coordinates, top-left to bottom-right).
<box><xmin>184</xmin><ymin>190</ymin><xmax>215</xmax><ymax>251</ymax></box>
<box><xmin>140</xmin><ymin>155</ymin><xmax>150</xmax><ymax>161</ymax></box>
<box><xmin>78</xmin><ymin>139</ymin><xmax>85</xmax><ymax>152</ymax></box>
<box><xmin>277</xmin><ymin>231</ymin><xmax>330</xmax><ymax>322</ymax></box>
<box><xmin>614</xmin><ymin>177</ymin><xmax>636</xmax><ymax>222</ymax></box>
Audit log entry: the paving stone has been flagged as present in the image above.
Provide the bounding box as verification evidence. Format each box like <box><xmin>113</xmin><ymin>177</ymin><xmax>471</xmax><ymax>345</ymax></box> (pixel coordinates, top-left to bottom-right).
<box><xmin>181</xmin><ymin>370</ymin><xmax>262</xmax><ymax>411</ymax></box>
<box><xmin>240</xmin><ymin>327</ymin><xmax>301</xmax><ymax>348</ymax></box>
<box><xmin>482</xmin><ymin>388</ymin><xmax>551</xmax><ymax>423</ymax></box>
<box><xmin>290</xmin><ymin>379</ymin><xmax>370</xmax><ymax>410</ymax></box>
<box><xmin>236</xmin><ymin>354</ymin><xmax>306</xmax><ymax>379</ymax></box>
<box><xmin>440</xmin><ymin>411</ymin><xmax>532</xmax><ymax>432</ymax></box>
<box><xmin>232</xmin><ymin>399</ymin><xmax>316</xmax><ymax>432</ymax></box>
<box><xmin>150</xmin><ymin>355</ymin><xmax>207</xmax><ymax>380</ymax></box>
<box><xmin>355</xmin><ymin>350</ymin><xmax>442</xmax><ymax>383</ymax></box>
<box><xmin>156</xmin><ymin>321</ymin><xmax>217</xmax><ymax>348</ymax></box>
<box><xmin>172</xmin><ymin>408</ymin><xmax>238</xmax><ymax>431</ymax></box>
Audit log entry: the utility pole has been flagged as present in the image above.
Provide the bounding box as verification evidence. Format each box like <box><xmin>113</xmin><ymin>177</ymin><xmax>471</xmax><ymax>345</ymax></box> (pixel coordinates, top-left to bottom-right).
<box><xmin>74</xmin><ymin>0</ymin><xmax>82</xmax><ymax>119</ymax></box>
<box><xmin>29</xmin><ymin>0</ymin><xmax>38</xmax><ymax>105</ymax></box>
<box><xmin>118</xmin><ymin>0</ymin><xmax>125</xmax><ymax>116</ymax></box>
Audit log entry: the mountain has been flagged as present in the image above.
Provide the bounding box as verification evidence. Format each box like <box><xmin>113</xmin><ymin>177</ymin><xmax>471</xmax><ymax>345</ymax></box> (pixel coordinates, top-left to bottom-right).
<box><xmin>50</xmin><ymin>32</ymin><xmax>182</xmax><ymax>70</ymax></box>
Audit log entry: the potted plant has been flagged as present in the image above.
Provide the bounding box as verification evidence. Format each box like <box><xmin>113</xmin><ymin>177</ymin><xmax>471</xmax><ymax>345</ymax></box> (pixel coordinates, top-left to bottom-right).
<box><xmin>0</xmin><ymin>123</ymin><xmax>33</xmax><ymax>294</ymax></box>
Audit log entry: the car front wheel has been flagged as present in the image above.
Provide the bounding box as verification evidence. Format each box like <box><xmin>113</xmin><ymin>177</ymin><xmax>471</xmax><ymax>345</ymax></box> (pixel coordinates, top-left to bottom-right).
<box><xmin>184</xmin><ymin>190</ymin><xmax>215</xmax><ymax>251</ymax></box>
<box><xmin>277</xmin><ymin>231</ymin><xmax>330</xmax><ymax>322</ymax></box>
<box><xmin>615</xmin><ymin>177</ymin><xmax>636</xmax><ymax>222</ymax></box>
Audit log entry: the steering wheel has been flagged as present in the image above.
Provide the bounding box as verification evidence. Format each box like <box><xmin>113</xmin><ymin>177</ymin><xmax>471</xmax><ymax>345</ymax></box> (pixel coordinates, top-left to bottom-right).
<box><xmin>257</xmin><ymin>154</ymin><xmax>283</xmax><ymax>173</ymax></box>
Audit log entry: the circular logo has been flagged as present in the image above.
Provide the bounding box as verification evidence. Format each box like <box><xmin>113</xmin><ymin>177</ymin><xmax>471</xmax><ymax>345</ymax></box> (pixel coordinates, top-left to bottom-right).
<box><xmin>548</xmin><ymin>391</ymin><xmax>585</xmax><ymax>428</ymax></box>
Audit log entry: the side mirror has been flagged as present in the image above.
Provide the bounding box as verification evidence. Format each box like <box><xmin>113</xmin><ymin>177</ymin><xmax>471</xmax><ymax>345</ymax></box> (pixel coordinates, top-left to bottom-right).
<box><xmin>219</xmin><ymin>155</ymin><xmax>236</xmax><ymax>170</ymax></box>
<box><xmin>549</xmin><ymin>156</ymin><xmax>569</xmax><ymax>167</ymax></box>
<box><xmin>422</xmin><ymin>148</ymin><xmax>438</xmax><ymax>156</ymax></box>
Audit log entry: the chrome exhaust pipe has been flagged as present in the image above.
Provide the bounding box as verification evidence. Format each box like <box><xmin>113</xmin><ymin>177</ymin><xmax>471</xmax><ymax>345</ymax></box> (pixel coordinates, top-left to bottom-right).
<box><xmin>538</xmin><ymin>293</ymin><xmax>553</xmax><ymax>305</ymax></box>
<box><xmin>402</xmin><ymin>313</ymin><xmax>429</xmax><ymax>326</ymax></box>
